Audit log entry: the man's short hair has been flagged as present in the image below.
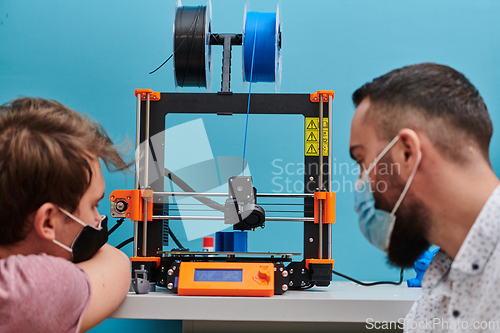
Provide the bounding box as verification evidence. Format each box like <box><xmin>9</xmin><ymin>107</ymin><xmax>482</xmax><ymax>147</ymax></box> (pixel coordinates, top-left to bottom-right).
<box><xmin>0</xmin><ymin>98</ymin><xmax>130</xmax><ymax>245</ymax></box>
<box><xmin>352</xmin><ymin>63</ymin><xmax>493</xmax><ymax>164</ymax></box>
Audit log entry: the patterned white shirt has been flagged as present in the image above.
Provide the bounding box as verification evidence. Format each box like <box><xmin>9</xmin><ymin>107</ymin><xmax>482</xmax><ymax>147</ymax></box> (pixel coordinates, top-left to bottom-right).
<box><xmin>404</xmin><ymin>185</ymin><xmax>500</xmax><ymax>332</ymax></box>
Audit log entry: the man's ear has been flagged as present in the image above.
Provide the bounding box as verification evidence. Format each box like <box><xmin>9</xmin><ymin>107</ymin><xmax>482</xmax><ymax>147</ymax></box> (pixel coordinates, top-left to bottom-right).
<box><xmin>33</xmin><ymin>203</ymin><xmax>59</xmax><ymax>241</ymax></box>
<box><xmin>393</xmin><ymin>128</ymin><xmax>421</xmax><ymax>178</ymax></box>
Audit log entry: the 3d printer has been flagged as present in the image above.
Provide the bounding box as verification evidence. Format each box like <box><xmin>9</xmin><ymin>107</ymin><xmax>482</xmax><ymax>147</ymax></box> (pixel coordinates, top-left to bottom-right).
<box><xmin>109</xmin><ymin>1</ymin><xmax>336</xmax><ymax>297</ymax></box>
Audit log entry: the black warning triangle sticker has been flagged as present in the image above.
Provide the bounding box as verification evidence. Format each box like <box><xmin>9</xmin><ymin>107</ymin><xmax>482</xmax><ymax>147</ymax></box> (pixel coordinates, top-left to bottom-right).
<box><xmin>306</xmin><ymin>120</ymin><xmax>318</xmax><ymax>130</ymax></box>
<box><xmin>306</xmin><ymin>144</ymin><xmax>318</xmax><ymax>154</ymax></box>
<box><xmin>306</xmin><ymin>132</ymin><xmax>318</xmax><ymax>142</ymax></box>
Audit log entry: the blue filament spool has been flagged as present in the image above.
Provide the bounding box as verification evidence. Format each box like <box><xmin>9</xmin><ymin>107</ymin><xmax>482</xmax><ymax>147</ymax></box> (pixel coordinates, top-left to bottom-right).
<box><xmin>243</xmin><ymin>12</ymin><xmax>279</xmax><ymax>83</ymax></box>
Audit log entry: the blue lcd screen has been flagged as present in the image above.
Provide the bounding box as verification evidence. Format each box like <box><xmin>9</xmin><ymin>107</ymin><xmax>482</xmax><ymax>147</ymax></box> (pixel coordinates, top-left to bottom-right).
<box><xmin>194</xmin><ymin>269</ymin><xmax>243</xmax><ymax>282</ymax></box>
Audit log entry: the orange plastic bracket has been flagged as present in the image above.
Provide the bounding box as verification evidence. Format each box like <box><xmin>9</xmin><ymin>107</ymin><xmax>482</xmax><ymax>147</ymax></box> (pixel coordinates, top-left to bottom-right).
<box><xmin>134</xmin><ymin>89</ymin><xmax>161</xmax><ymax>101</ymax></box>
<box><xmin>310</xmin><ymin>90</ymin><xmax>335</xmax><ymax>103</ymax></box>
<box><xmin>305</xmin><ymin>258</ymin><xmax>335</xmax><ymax>270</ymax></box>
<box><xmin>314</xmin><ymin>192</ymin><xmax>336</xmax><ymax>224</ymax></box>
<box><xmin>109</xmin><ymin>189</ymin><xmax>153</xmax><ymax>221</ymax></box>
<box><xmin>177</xmin><ymin>262</ymin><xmax>274</xmax><ymax>297</ymax></box>
<box><xmin>130</xmin><ymin>256</ymin><xmax>161</xmax><ymax>268</ymax></box>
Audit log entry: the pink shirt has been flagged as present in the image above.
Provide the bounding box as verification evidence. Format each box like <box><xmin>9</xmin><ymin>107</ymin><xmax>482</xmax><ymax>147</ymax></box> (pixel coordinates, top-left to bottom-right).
<box><xmin>0</xmin><ymin>253</ymin><xmax>91</xmax><ymax>333</ymax></box>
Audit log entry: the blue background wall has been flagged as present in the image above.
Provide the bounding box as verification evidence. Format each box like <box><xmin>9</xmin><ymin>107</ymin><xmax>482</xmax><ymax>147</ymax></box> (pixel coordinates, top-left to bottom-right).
<box><xmin>1</xmin><ymin>1</ymin><xmax>500</xmax><ymax>331</ymax></box>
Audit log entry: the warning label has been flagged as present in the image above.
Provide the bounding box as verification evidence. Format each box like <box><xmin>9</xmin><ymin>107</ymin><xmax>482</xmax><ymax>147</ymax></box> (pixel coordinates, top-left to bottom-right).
<box><xmin>306</xmin><ymin>119</ymin><xmax>318</xmax><ymax>130</ymax></box>
<box><xmin>305</xmin><ymin>117</ymin><xmax>328</xmax><ymax>156</ymax></box>
<box><xmin>306</xmin><ymin>144</ymin><xmax>318</xmax><ymax>155</ymax></box>
<box><xmin>306</xmin><ymin>131</ymin><xmax>318</xmax><ymax>142</ymax></box>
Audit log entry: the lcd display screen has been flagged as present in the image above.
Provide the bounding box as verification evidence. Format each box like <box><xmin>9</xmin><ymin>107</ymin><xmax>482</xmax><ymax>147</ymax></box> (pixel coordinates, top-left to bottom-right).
<box><xmin>194</xmin><ymin>269</ymin><xmax>243</xmax><ymax>282</ymax></box>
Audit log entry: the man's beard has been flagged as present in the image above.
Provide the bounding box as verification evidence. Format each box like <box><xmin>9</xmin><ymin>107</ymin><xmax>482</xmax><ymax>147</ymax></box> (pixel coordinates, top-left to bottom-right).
<box><xmin>386</xmin><ymin>199</ymin><xmax>431</xmax><ymax>268</ymax></box>
<box><xmin>373</xmin><ymin>156</ymin><xmax>431</xmax><ymax>268</ymax></box>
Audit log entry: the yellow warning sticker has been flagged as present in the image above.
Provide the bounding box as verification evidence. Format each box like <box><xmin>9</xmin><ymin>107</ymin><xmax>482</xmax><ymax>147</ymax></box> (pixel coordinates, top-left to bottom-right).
<box><xmin>306</xmin><ymin>118</ymin><xmax>318</xmax><ymax>130</ymax></box>
<box><xmin>305</xmin><ymin>117</ymin><xmax>328</xmax><ymax>156</ymax></box>
<box><xmin>306</xmin><ymin>143</ymin><xmax>319</xmax><ymax>155</ymax></box>
<box><xmin>306</xmin><ymin>131</ymin><xmax>318</xmax><ymax>142</ymax></box>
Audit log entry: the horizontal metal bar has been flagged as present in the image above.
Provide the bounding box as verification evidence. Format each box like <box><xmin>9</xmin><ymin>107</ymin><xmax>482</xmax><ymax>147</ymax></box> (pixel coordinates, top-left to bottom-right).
<box><xmin>153</xmin><ymin>215</ymin><xmax>315</xmax><ymax>222</ymax></box>
<box><xmin>154</xmin><ymin>191</ymin><xmax>314</xmax><ymax>198</ymax></box>
<box><xmin>154</xmin><ymin>216</ymin><xmax>222</xmax><ymax>220</ymax></box>
<box><xmin>158</xmin><ymin>251</ymin><xmax>301</xmax><ymax>256</ymax></box>
<box><xmin>154</xmin><ymin>192</ymin><xmax>228</xmax><ymax>197</ymax></box>
<box><xmin>257</xmin><ymin>193</ymin><xmax>314</xmax><ymax>198</ymax></box>
<box><xmin>167</xmin><ymin>209</ymin><xmax>309</xmax><ymax>214</ymax></box>
<box><xmin>267</xmin><ymin>217</ymin><xmax>315</xmax><ymax>222</ymax></box>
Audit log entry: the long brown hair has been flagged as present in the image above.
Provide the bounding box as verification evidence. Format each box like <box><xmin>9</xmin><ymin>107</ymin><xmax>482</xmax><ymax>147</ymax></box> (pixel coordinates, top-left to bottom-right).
<box><xmin>0</xmin><ymin>98</ymin><xmax>131</xmax><ymax>245</ymax></box>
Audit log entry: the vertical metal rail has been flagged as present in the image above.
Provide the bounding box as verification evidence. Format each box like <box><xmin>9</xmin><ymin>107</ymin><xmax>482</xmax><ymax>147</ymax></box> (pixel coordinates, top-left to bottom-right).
<box><xmin>134</xmin><ymin>93</ymin><xmax>141</xmax><ymax>258</ymax></box>
<box><xmin>142</xmin><ymin>92</ymin><xmax>151</xmax><ymax>257</ymax></box>
<box><xmin>328</xmin><ymin>94</ymin><xmax>333</xmax><ymax>260</ymax></box>
<box><xmin>142</xmin><ymin>200</ymin><xmax>148</xmax><ymax>257</ymax></box>
<box><xmin>318</xmin><ymin>94</ymin><xmax>324</xmax><ymax>259</ymax></box>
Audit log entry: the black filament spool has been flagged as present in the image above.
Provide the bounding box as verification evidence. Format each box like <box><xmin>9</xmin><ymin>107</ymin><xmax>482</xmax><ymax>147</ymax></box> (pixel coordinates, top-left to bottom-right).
<box><xmin>174</xmin><ymin>6</ymin><xmax>210</xmax><ymax>88</ymax></box>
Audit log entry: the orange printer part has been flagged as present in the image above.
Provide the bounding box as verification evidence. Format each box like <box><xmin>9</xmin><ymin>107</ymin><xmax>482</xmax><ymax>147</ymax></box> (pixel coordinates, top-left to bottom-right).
<box><xmin>314</xmin><ymin>191</ymin><xmax>336</xmax><ymax>224</ymax></box>
<box><xmin>134</xmin><ymin>89</ymin><xmax>161</xmax><ymax>101</ymax></box>
<box><xmin>130</xmin><ymin>256</ymin><xmax>161</xmax><ymax>268</ymax></box>
<box><xmin>177</xmin><ymin>262</ymin><xmax>275</xmax><ymax>297</ymax></box>
<box><xmin>305</xmin><ymin>258</ymin><xmax>335</xmax><ymax>270</ymax></box>
<box><xmin>310</xmin><ymin>90</ymin><xmax>335</xmax><ymax>103</ymax></box>
<box><xmin>109</xmin><ymin>189</ymin><xmax>153</xmax><ymax>221</ymax></box>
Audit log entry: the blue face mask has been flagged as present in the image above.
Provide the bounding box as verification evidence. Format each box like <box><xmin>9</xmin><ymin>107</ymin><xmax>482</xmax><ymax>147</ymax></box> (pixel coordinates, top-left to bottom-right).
<box><xmin>354</xmin><ymin>136</ymin><xmax>421</xmax><ymax>253</ymax></box>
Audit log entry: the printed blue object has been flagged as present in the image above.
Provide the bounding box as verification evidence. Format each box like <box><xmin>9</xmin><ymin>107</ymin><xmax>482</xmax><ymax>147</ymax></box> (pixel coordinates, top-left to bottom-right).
<box><xmin>407</xmin><ymin>248</ymin><xmax>439</xmax><ymax>287</ymax></box>
<box><xmin>215</xmin><ymin>231</ymin><xmax>248</xmax><ymax>252</ymax></box>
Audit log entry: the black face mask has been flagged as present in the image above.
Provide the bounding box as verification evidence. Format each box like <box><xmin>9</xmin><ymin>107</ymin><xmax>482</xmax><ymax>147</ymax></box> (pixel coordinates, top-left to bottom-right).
<box><xmin>54</xmin><ymin>208</ymin><xmax>109</xmax><ymax>263</ymax></box>
<box><xmin>71</xmin><ymin>216</ymin><xmax>108</xmax><ymax>263</ymax></box>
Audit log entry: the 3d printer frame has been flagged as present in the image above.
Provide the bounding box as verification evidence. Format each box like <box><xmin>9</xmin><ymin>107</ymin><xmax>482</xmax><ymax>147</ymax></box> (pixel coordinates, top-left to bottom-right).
<box><xmin>115</xmin><ymin>91</ymin><xmax>336</xmax><ymax>293</ymax></box>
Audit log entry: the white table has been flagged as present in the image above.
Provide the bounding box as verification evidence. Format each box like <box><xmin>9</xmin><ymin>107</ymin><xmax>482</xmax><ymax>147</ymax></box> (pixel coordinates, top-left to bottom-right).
<box><xmin>111</xmin><ymin>281</ymin><xmax>422</xmax><ymax>332</ymax></box>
